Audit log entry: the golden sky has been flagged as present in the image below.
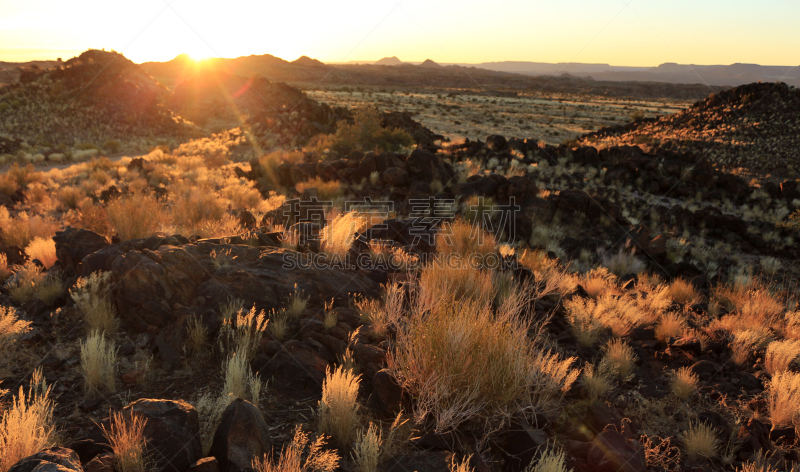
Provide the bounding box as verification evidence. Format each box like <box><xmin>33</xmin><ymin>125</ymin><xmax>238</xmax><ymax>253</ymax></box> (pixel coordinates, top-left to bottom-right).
<box><xmin>1</xmin><ymin>0</ymin><xmax>799</xmax><ymax>66</ymax></box>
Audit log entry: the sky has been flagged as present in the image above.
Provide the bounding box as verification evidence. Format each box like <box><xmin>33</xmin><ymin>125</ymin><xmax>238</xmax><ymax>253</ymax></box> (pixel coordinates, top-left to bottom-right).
<box><xmin>1</xmin><ymin>0</ymin><xmax>799</xmax><ymax>66</ymax></box>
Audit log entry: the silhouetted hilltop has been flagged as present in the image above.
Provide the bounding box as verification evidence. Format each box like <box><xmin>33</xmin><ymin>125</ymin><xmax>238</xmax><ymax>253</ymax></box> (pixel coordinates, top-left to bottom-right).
<box><xmin>419</xmin><ymin>59</ymin><xmax>442</xmax><ymax>68</ymax></box>
<box><xmin>0</xmin><ymin>49</ymin><xmax>199</xmax><ymax>154</ymax></box>
<box><xmin>581</xmin><ymin>82</ymin><xmax>800</xmax><ymax>173</ymax></box>
<box><xmin>374</xmin><ymin>56</ymin><xmax>403</xmax><ymax>65</ymax></box>
<box><xmin>291</xmin><ymin>56</ymin><xmax>327</xmax><ymax>68</ymax></box>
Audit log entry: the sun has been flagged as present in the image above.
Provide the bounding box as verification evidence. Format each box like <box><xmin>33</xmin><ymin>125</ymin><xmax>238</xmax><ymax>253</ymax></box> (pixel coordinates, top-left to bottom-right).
<box><xmin>186</xmin><ymin>48</ymin><xmax>212</xmax><ymax>62</ymax></box>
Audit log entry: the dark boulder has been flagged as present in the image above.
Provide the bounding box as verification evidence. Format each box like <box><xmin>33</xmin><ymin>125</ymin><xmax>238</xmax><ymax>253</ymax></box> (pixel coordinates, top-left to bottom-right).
<box><xmin>405</xmin><ymin>149</ymin><xmax>451</xmax><ymax>183</ymax></box>
<box><xmin>53</xmin><ymin>228</ymin><xmax>109</xmax><ymax>277</ymax></box>
<box><xmin>209</xmin><ymin>399</ymin><xmax>272</xmax><ymax>472</ymax></box>
<box><xmin>587</xmin><ymin>430</ymin><xmax>647</xmax><ymax>472</ymax></box>
<box><xmin>7</xmin><ymin>448</ymin><xmax>83</xmax><ymax>472</ymax></box>
<box><xmin>124</xmin><ymin>399</ymin><xmax>202</xmax><ymax>472</ymax></box>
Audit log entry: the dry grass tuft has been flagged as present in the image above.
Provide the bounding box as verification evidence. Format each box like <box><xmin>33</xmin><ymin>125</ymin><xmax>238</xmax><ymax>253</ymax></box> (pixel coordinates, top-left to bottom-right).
<box><xmin>320</xmin><ymin>212</ymin><xmax>364</xmax><ymax>257</ymax></box>
<box><xmin>218</xmin><ymin>306</ymin><xmax>267</xmax><ymax>360</ymax></box>
<box><xmin>0</xmin><ymin>208</ymin><xmax>58</xmax><ymax>248</ymax></box>
<box><xmin>668</xmin><ymin>278</ymin><xmax>700</xmax><ymax>305</ymax></box>
<box><xmin>80</xmin><ymin>330</ymin><xmax>117</xmax><ymax>395</ymax></box>
<box><xmin>106</xmin><ymin>193</ymin><xmax>165</xmax><ymax>240</ymax></box>
<box><xmin>524</xmin><ymin>446</ymin><xmax>572</xmax><ymax>472</ymax></box>
<box><xmin>671</xmin><ymin>367</ymin><xmax>699</xmax><ymax>400</ymax></box>
<box><xmin>449</xmin><ymin>455</ymin><xmax>473</xmax><ymax>472</ymax></box>
<box><xmin>764</xmin><ymin>339</ymin><xmax>800</xmax><ymax>375</ymax></box>
<box><xmin>352</xmin><ymin>423</ymin><xmax>381</xmax><ymax>472</ymax></box>
<box><xmin>654</xmin><ymin>313</ymin><xmax>685</xmax><ymax>342</ymax></box>
<box><xmin>581</xmin><ymin>362</ymin><xmax>613</xmax><ymax>400</ymax></box>
<box><xmin>0</xmin><ymin>254</ymin><xmax>10</xmax><ymax>283</ymax></box>
<box><xmin>602</xmin><ymin>338</ymin><xmax>637</xmax><ymax>381</ymax></box>
<box><xmin>318</xmin><ymin>365</ymin><xmax>361</xmax><ymax>448</ymax></box>
<box><xmin>295</xmin><ymin>177</ymin><xmax>343</xmax><ymax>201</ymax></box>
<box><xmin>70</xmin><ymin>271</ymin><xmax>118</xmax><ymax>334</ymax></box>
<box><xmin>0</xmin><ymin>369</ymin><xmax>55</xmax><ymax>472</ymax></box>
<box><xmin>602</xmin><ymin>247</ymin><xmax>646</xmax><ymax>277</ymax></box>
<box><xmin>767</xmin><ymin>371</ymin><xmax>800</xmax><ymax>427</ymax></box>
<box><xmin>7</xmin><ymin>261</ymin><xmax>44</xmax><ymax>304</ymax></box>
<box><xmin>251</xmin><ymin>425</ymin><xmax>339</xmax><ymax>472</ymax></box>
<box><xmin>185</xmin><ymin>316</ymin><xmax>208</xmax><ymax>357</ymax></box>
<box><xmin>24</xmin><ymin>237</ymin><xmax>57</xmax><ymax>269</ymax></box>
<box><xmin>681</xmin><ymin>422</ymin><xmax>718</xmax><ymax>462</ymax></box>
<box><xmin>221</xmin><ymin>353</ymin><xmax>264</xmax><ymax>407</ymax></box>
<box><xmin>102</xmin><ymin>411</ymin><xmax>149</xmax><ymax>472</ymax></box>
<box><xmin>285</xmin><ymin>288</ymin><xmax>309</xmax><ymax>319</ymax></box>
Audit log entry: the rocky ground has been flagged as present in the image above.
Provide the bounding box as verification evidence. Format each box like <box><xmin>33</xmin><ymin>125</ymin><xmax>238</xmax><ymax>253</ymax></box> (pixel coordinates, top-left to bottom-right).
<box><xmin>1</xmin><ymin>80</ymin><xmax>799</xmax><ymax>472</ymax></box>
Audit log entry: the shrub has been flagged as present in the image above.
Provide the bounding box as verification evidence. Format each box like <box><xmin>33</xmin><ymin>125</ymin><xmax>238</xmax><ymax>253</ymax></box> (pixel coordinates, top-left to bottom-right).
<box><xmin>602</xmin><ymin>338</ymin><xmax>637</xmax><ymax>381</ymax></box>
<box><xmin>7</xmin><ymin>261</ymin><xmax>44</xmax><ymax>304</ymax></box>
<box><xmin>0</xmin><ymin>307</ymin><xmax>31</xmax><ymax>359</ymax></box>
<box><xmin>767</xmin><ymin>371</ymin><xmax>800</xmax><ymax>427</ymax></box>
<box><xmin>169</xmin><ymin>186</ymin><xmax>227</xmax><ymax>236</ymax></box>
<box><xmin>0</xmin><ymin>208</ymin><xmax>58</xmax><ymax>248</ymax></box>
<box><xmin>764</xmin><ymin>339</ymin><xmax>800</xmax><ymax>375</ymax></box>
<box><xmin>33</xmin><ymin>275</ymin><xmax>65</xmax><ymax>306</ymax></box>
<box><xmin>295</xmin><ymin>177</ymin><xmax>343</xmax><ymax>201</ymax></box>
<box><xmin>388</xmin><ymin>288</ymin><xmax>578</xmax><ymax>437</ymax></box>
<box><xmin>80</xmin><ymin>331</ymin><xmax>117</xmax><ymax>395</ymax></box>
<box><xmin>320</xmin><ymin>212</ymin><xmax>364</xmax><ymax>257</ymax></box>
<box><xmin>318</xmin><ymin>365</ymin><xmax>361</xmax><ymax>447</ymax></box>
<box><xmin>24</xmin><ymin>237</ymin><xmax>57</xmax><ymax>269</ymax></box>
<box><xmin>438</xmin><ymin>218</ymin><xmax>497</xmax><ymax>261</ymax></box>
<box><xmin>0</xmin><ymin>254</ymin><xmax>10</xmax><ymax>283</ymax></box>
<box><xmin>330</xmin><ymin>107</ymin><xmax>413</xmax><ymax>155</ymax></box>
<box><xmin>581</xmin><ymin>363</ymin><xmax>613</xmax><ymax>400</ymax></box>
<box><xmin>251</xmin><ymin>425</ymin><xmax>339</xmax><ymax>472</ymax></box>
<box><xmin>221</xmin><ymin>353</ymin><xmax>263</xmax><ymax>407</ymax></box>
<box><xmin>668</xmin><ymin>278</ymin><xmax>699</xmax><ymax>304</ymax></box>
<box><xmin>654</xmin><ymin>313</ymin><xmax>685</xmax><ymax>341</ymax></box>
<box><xmin>602</xmin><ymin>248</ymin><xmax>646</xmax><ymax>277</ymax></box>
<box><xmin>70</xmin><ymin>271</ymin><xmax>118</xmax><ymax>334</ymax></box>
<box><xmin>0</xmin><ymin>369</ymin><xmax>55</xmax><ymax>472</ymax></box>
<box><xmin>524</xmin><ymin>446</ymin><xmax>571</xmax><ymax>472</ymax></box>
<box><xmin>671</xmin><ymin>366</ymin><xmax>699</xmax><ymax>400</ymax></box>
<box><xmin>106</xmin><ymin>193</ymin><xmax>165</xmax><ymax>240</ymax></box>
<box><xmin>102</xmin><ymin>411</ymin><xmax>149</xmax><ymax>472</ymax></box>
<box><xmin>352</xmin><ymin>423</ymin><xmax>381</xmax><ymax>472</ymax></box>
<box><xmin>681</xmin><ymin>422</ymin><xmax>718</xmax><ymax>462</ymax></box>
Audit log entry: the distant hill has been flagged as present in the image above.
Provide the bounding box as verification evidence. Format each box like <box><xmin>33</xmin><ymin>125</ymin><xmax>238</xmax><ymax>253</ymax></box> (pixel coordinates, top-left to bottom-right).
<box><xmin>580</xmin><ymin>82</ymin><xmax>800</xmax><ymax>173</ymax></box>
<box><xmin>419</xmin><ymin>59</ymin><xmax>442</xmax><ymax>69</ymax></box>
<box><xmin>375</xmin><ymin>56</ymin><xmax>403</xmax><ymax>65</ymax></box>
<box><xmin>0</xmin><ymin>49</ymin><xmax>198</xmax><ymax>155</ymax></box>
<box><xmin>291</xmin><ymin>56</ymin><xmax>327</xmax><ymax>68</ymax></box>
<box><xmin>469</xmin><ymin>61</ymin><xmax>800</xmax><ymax>87</ymax></box>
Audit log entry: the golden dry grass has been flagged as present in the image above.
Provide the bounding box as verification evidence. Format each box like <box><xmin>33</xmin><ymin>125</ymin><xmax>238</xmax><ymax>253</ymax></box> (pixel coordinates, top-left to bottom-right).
<box><xmin>102</xmin><ymin>411</ymin><xmax>149</xmax><ymax>472</ymax></box>
<box><xmin>681</xmin><ymin>422</ymin><xmax>718</xmax><ymax>462</ymax></box>
<box><xmin>524</xmin><ymin>446</ymin><xmax>571</xmax><ymax>472</ymax></box>
<box><xmin>218</xmin><ymin>306</ymin><xmax>267</xmax><ymax>360</ymax></box>
<box><xmin>222</xmin><ymin>353</ymin><xmax>263</xmax><ymax>407</ymax></box>
<box><xmin>671</xmin><ymin>366</ymin><xmax>699</xmax><ymax>400</ymax></box>
<box><xmin>603</xmin><ymin>338</ymin><xmax>637</xmax><ymax>381</ymax></box>
<box><xmin>765</xmin><ymin>339</ymin><xmax>800</xmax><ymax>375</ymax></box>
<box><xmin>654</xmin><ymin>313</ymin><xmax>685</xmax><ymax>342</ymax></box>
<box><xmin>295</xmin><ymin>177</ymin><xmax>343</xmax><ymax>201</ymax></box>
<box><xmin>0</xmin><ymin>208</ymin><xmax>58</xmax><ymax>248</ymax></box>
<box><xmin>352</xmin><ymin>423</ymin><xmax>382</xmax><ymax>472</ymax></box>
<box><xmin>668</xmin><ymin>278</ymin><xmax>700</xmax><ymax>305</ymax></box>
<box><xmin>318</xmin><ymin>365</ymin><xmax>361</xmax><ymax>447</ymax></box>
<box><xmin>251</xmin><ymin>426</ymin><xmax>339</xmax><ymax>472</ymax></box>
<box><xmin>320</xmin><ymin>212</ymin><xmax>364</xmax><ymax>257</ymax></box>
<box><xmin>0</xmin><ymin>307</ymin><xmax>31</xmax><ymax>359</ymax></box>
<box><xmin>24</xmin><ymin>237</ymin><xmax>57</xmax><ymax>269</ymax></box>
<box><xmin>767</xmin><ymin>371</ymin><xmax>800</xmax><ymax>427</ymax></box>
<box><xmin>106</xmin><ymin>193</ymin><xmax>166</xmax><ymax>240</ymax></box>
<box><xmin>581</xmin><ymin>363</ymin><xmax>613</xmax><ymax>400</ymax></box>
<box><xmin>7</xmin><ymin>261</ymin><xmax>44</xmax><ymax>304</ymax></box>
<box><xmin>80</xmin><ymin>331</ymin><xmax>117</xmax><ymax>395</ymax></box>
<box><xmin>0</xmin><ymin>369</ymin><xmax>55</xmax><ymax>472</ymax></box>
<box><xmin>70</xmin><ymin>271</ymin><xmax>118</xmax><ymax>334</ymax></box>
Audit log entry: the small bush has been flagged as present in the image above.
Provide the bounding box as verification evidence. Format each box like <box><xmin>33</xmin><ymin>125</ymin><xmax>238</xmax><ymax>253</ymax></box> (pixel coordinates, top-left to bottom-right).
<box><xmin>764</xmin><ymin>339</ymin><xmax>800</xmax><ymax>375</ymax></box>
<box><xmin>767</xmin><ymin>371</ymin><xmax>800</xmax><ymax>427</ymax></box>
<box><xmin>102</xmin><ymin>411</ymin><xmax>149</xmax><ymax>472</ymax></box>
<box><xmin>0</xmin><ymin>369</ymin><xmax>55</xmax><ymax>472</ymax></box>
<box><xmin>24</xmin><ymin>237</ymin><xmax>57</xmax><ymax>269</ymax></box>
<box><xmin>106</xmin><ymin>193</ymin><xmax>165</xmax><ymax>240</ymax></box>
<box><xmin>581</xmin><ymin>363</ymin><xmax>613</xmax><ymax>400</ymax></box>
<box><xmin>80</xmin><ymin>330</ymin><xmax>117</xmax><ymax>395</ymax></box>
<box><xmin>330</xmin><ymin>108</ymin><xmax>413</xmax><ymax>155</ymax></box>
<box><xmin>318</xmin><ymin>365</ymin><xmax>361</xmax><ymax>448</ymax></box>
<box><xmin>0</xmin><ymin>208</ymin><xmax>57</xmax><ymax>248</ymax></box>
<box><xmin>33</xmin><ymin>275</ymin><xmax>66</xmax><ymax>306</ymax></box>
<box><xmin>7</xmin><ymin>261</ymin><xmax>44</xmax><ymax>304</ymax></box>
<box><xmin>671</xmin><ymin>366</ymin><xmax>699</xmax><ymax>400</ymax></box>
<box><xmin>321</xmin><ymin>212</ymin><xmax>364</xmax><ymax>257</ymax></box>
<box><xmin>602</xmin><ymin>338</ymin><xmax>637</xmax><ymax>381</ymax></box>
<box><xmin>0</xmin><ymin>254</ymin><xmax>10</xmax><ymax>283</ymax></box>
<box><xmin>70</xmin><ymin>271</ymin><xmax>118</xmax><ymax>334</ymax></box>
<box><xmin>0</xmin><ymin>307</ymin><xmax>31</xmax><ymax>359</ymax></box>
<box><xmin>295</xmin><ymin>177</ymin><xmax>343</xmax><ymax>201</ymax></box>
<box><xmin>602</xmin><ymin>248</ymin><xmax>646</xmax><ymax>277</ymax></box>
<box><xmin>524</xmin><ymin>445</ymin><xmax>572</xmax><ymax>472</ymax></box>
<box><xmin>654</xmin><ymin>313</ymin><xmax>685</xmax><ymax>342</ymax></box>
<box><xmin>352</xmin><ymin>423</ymin><xmax>381</xmax><ymax>472</ymax></box>
<box><xmin>668</xmin><ymin>278</ymin><xmax>699</xmax><ymax>304</ymax></box>
<box><xmin>251</xmin><ymin>425</ymin><xmax>339</xmax><ymax>472</ymax></box>
<box><xmin>681</xmin><ymin>422</ymin><xmax>718</xmax><ymax>462</ymax></box>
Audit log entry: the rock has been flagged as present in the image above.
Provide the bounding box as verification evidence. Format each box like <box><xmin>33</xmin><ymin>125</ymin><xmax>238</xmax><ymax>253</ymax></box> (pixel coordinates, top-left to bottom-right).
<box><xmin>485</xmin><ymin>134</ymin><xmax>507</xmax><ymax>151</ymax></box>
<box><xmin>385</xmin><ymin>450</ymin><xmax>452</xmax><ymax>472</ymax></box>
<box><xmin>209</xmin><ymin>399</ymin><xmax>272</xmax><ymax>472</ymax></box>
<box><xmin>668</xmin><ymin>337</ymin><xmax>702</xmax><ymax>357</ymax></box>
<box><xmin>405</xmin><ymin>149</ymin><xmax>451</xmax><ymax>183</ymax></box>
<box><xmin>587</xmin><ymin>430</ymin><xmax>647</xmax><ymax>472</ymax></box>
<box><xmin>371</xmin><ymin>369</ymin><xmax>404</xmax><ymax>418</ymax></box>
<box><xmin>383</xmin><ymin>166</ymin><xmax>409</xmax><ymax>186</ymax></box>
<box><xmin>124</xmin><ymin>399</ymin><xmax>202</xmax><ymax>472</ymax></box>
<box><xmin>691</xmin><ymin>360</ymin><xmax>722</xmax><ymax>380</ymax></box>
<box><xmin>83</xmin><ymin>453</ymin><xmax>114</xmax><ymax>472</ymax></box>
<box><xmin>83</xmin><ymin>242</ymin><xmax>379</xmax><ymax>332</ymax></box>
<box><xmin>187</xmin><ymin>458</ymin><xmax>219</xmax><ymax>472</ymax></box>
<box><xmin>586</xmin><ymin>402</ymin><xmax>627</xmax><ymax>436</ymax></box>
<box><xmin>7</xmin><ymin>448</ymin><xmax>83</xmax><ymax>472</ymax></box>
<box><xmin>53</xmin><ymin>228</ymin><xmax>109</xmax><ymax>277</ymax></box>
<box><xmin>64</xmin><ymin>439</ymin><xmax>111</xmax><ymax>464</ymax></box>
<box><xmin>253</xmin><ymin>340</ymin><xmax>328</xmax><ymax>397</ymax></box>
<box><xmin>498</xmin><ymin>415</ymin><xmax>549</xmax><ymax>472</ymax></box>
